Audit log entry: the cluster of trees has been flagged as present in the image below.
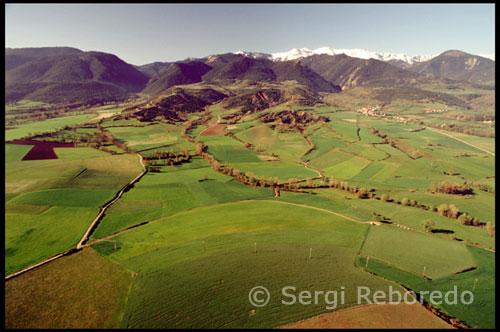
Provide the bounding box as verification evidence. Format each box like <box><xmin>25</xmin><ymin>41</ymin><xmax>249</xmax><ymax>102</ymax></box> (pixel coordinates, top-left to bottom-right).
<box><xmin>147</xmin><ymin>150</ymin><xmax>191</xmax><ymax>167</ymax></box>
<box><xmin>471</xmin><ymin>182</ymin><xmax>495</xmax><ymax>194</ymax></box>
<box><xmin>424</xmin><ymin>121</ymin><xmax>495</xmax><ymax>138</ymax></box>
<box><xmin>430</xmin><ymin>181</ymin><xmax>474</xmax><ymax>195</ymax></box>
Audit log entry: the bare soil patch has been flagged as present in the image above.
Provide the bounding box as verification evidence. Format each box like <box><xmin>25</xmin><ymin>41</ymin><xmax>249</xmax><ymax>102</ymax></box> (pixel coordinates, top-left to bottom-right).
<box><xmin>199</xmin><ymin>123</ymin><xmax>226</xmax><ymax>136</ymax></box>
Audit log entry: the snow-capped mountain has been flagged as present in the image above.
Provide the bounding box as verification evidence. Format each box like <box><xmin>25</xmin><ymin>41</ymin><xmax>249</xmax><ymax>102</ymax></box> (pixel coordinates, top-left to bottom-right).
<box><xmin>234</xmin><ymin>47</ymin><xmax>494</xmax><ymax>65</ymax></box>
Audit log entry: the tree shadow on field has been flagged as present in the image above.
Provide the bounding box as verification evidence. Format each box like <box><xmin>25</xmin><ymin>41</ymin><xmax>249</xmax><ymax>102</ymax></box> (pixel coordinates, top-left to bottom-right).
<box><xmin>431</xmin><ymin>229</ymin><xmax>454</xmax><ymax>234</ymax></box>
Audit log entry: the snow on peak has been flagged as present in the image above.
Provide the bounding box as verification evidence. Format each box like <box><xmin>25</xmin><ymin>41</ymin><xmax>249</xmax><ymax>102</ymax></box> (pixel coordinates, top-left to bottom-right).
<box><xmin>233</xmin><ymin>47</ymin><xmax>493</xmax><ymax>64</ymax></box>
<box><xmin>233</xmin><ymin>47</ymin><xmax>441</xmax><ymax>64</ymax></box>
<box><xmin>268</xmin><ymin>47</ymin><xmax>437</xmax><ymax>64</ymax></box>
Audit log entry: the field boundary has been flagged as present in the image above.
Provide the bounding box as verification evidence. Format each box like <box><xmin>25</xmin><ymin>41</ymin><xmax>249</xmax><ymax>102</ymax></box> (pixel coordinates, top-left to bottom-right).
<box><xmin>427</xmin><ymin>127</ymin><xmax>495</xmax><ymax>156</ymax></box>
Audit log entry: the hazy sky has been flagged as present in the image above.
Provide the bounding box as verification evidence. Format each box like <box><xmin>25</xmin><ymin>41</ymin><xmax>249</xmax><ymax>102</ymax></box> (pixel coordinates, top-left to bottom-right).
<box><xmin>5</xmin><ymin>3</ymin><xmax>495</xmax><ymax>65</ymax></box>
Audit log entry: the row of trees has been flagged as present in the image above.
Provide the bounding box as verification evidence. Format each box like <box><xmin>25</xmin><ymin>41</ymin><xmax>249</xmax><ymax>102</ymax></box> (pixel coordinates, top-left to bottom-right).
<box><xmin>181</xmin><ymin>118</ymin><xmax>494</xmax><ymax>237</ymax></box>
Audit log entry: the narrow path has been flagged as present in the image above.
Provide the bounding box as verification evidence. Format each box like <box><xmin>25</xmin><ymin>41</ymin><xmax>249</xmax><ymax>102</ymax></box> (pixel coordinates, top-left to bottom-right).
<box><xmin>76</xmin><ymin>153</ymin><xmax>146</xmax><ymax>249</ymax></box>
<box><xmin>256</xmin><ymin>199</ymin><xmax>367</xmax><ymax>223</ymax></box>
<box><xmin>427</xmin><ymin>127</ymin><xmax>495</xmax><ymax>156</ymax></box>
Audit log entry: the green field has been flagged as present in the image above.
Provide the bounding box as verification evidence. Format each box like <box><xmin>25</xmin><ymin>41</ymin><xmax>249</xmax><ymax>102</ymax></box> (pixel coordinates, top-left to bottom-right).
<box><xmin>4</xmin><ymin>96</ymin><xmax>495</xmax><ymax>330</ymax></box>
<box><xmin>315</xmin><ymin>188</ymin><xmax>495</xmax><ymax>249</ymax></box>
<box><xmin>360</xmin><ymin>225</ymin><xmax>476</xmax><ymax>279</ymax></box>
<box><xmin>356</xmin><ymin>245</ymin><xmax>495</xmax><ymax>329</ymax></box>
<box><xmin>5</xmin><ymin>113</ymin><xmax>96</xmax><ymax>141</ymax></box>
<box><xmin>90</xmin><ymin>161</ymin><xmax>273</xmax><ymax>240</ymax></box>
<box><xmin>92</xmin><ymin>200</ymin><xmax>402</xmax><ymax>328</ymax></box>
<box><xmin>5</xmin><ymin>144</ymin><xmax>142</xmax><ymax>275</ymax></box>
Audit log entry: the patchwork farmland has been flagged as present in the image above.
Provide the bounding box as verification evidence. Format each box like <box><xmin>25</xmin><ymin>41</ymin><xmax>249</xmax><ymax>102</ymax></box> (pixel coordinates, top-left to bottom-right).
<box><xmin>4</xmin><ymin>41</ymin><xmax>495</xmax><ymax>329</ymax></box>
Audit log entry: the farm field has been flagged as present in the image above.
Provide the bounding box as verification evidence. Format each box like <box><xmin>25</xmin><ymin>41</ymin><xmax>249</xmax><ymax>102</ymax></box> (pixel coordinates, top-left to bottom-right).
<box><xmin>92</xmin><ymin>201</ymin><xmax>403</xmax><ymax>328</ymax></box>
<box><xmin>5</xmin><ymin>248</ymin><xmax>134</xmax><ymax>329</ymax></box>
<box><xmin>356</xmin><ymin>245</ymin><xmax>495</xmax><ymax>329</ymax></box>
<box><xmin>5</xmin><ymin>113</ymin><xmax>96</xmax><ymax>141</ymax></box>
<box><xmin>5</xmin><ymin>143</ymin><xmax>143</xmax><ymax>275</ymax></box>
<box><xmin>4</xmin><ymin>86</ymin><xmax>495</xmax><ymax>329</ymax></box>
<box><xmin>278</xmin><ymin>303</ymin><xmax>454</xmax><ymax>329</ymax></box>
<box><xmin>360</xmin><ymin>225</ymin><xmax>476</xmax><ymax>279</ymax></box>
<box><xmin>315</xmin><ymin>188</ymin><xmax>495</xmax><ymax>250</ymax></box>
<box><xmin>90</xmin><ymin>161</ymin><xmax>273</xmax><ymax>240</ymax></box>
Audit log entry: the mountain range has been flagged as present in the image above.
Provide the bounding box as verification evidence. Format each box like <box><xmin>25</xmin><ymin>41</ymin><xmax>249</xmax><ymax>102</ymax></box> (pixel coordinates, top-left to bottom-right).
<box><xmin>4</xmin><ymin>46</ymin><xmax>495</xmax><ymax>104</ymax></box>
<box><xmin>234</xmin><ymin>46</ymin><xmax>495</xmax><ymax>63</ymax></box>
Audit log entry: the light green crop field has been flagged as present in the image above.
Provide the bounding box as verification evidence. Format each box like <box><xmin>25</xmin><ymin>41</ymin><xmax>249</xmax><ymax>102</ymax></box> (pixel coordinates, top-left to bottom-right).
<box><xmin>233</xmin><ymin>161</ymin><xmax>318</xmax><ymax>181</ymax></box>
<box><xmin>106</xmin><ymin>123</ymin><xmax>182</xmax><ymax>151</ymax></box>
<box><xmin>322</xmin><ymin>156</ymin><xmax>372</xmax><ymax>179</ymax></box>
<box><xmin>360</xmin><ymin>225</ymin><xmax>476</xmax><ymax>279</ymax></box>
<box><xmin>92</xmin><ymin>201</ymin><xmax>402</xmax><ymax>328</ymax></box>
<box><xmin>5</xmin><ymin>113</ymin><xmax>96</xmax><ymax>141</ymax></box>
<box><xmin>326</xmin><ymin>120</ymin><xmax>359</xmax><ymax>142</ymax></box>
<box><xmin>343</xmin><ymin>142</ymin><xmax>389</xmax><ymax>161</ymax></box>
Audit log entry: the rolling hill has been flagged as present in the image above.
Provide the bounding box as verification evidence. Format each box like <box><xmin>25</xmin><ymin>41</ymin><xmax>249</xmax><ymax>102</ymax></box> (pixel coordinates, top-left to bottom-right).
<box><xmin>202</xmin><ymin>56</ymin><xmax>341</xmax><ymax>93</ymax></box>
<box><xmin>5</xmin><ymin>50</ymin><xmax>149</xmax><ymax>103</ymax></box>
<box><xmin>402</xmin><ymin>50</ymin><xmax>495</xmax><ymax>86</ymax></box>
<box><xmin>141</xmin><ymin>61</ymin><xmax>213</xmax><ymax>96</ymax></box>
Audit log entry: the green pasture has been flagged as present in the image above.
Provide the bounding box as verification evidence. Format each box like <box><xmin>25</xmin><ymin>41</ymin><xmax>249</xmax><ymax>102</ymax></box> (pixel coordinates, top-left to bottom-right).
<box><xmin>377</xmin><ymin>190</ymin><xmax>495</xmax><ymax>226</ymax></box>
<box><xmin>357</xmin><ymin>245</ymin><xmax>495</xmax><ymax>329</ymax></box>
<box><xmin>106</xmin><ymin>123</ymin><xmax>182</xmax><ymax>151</ymax></box>
<box><xmin>305</xmin><ymin>134</ymin><xmax>347</xmax><ymax>161</ymax></box>
<box><xmin>233</xmin><ymin>161</ymin><xmax>318</xmax><ymax>181</ymax></box>
<box><xmin>5</xmin><ymin>206</ymin><xmax>99</xmax><ymax>275</ymax></box>
<box><xmin>360</xmin><ymin>225</ymin><xmax>476</xmax><ymax>279</ymax></box>
<box><xmin>308</xmin><ymin>149</ymin><xmax>354</xmax><ymax>171</ymax></box>
<box><xmin>198</xmin><ymin>135</ymin><xmax>263</xmax><ymax>163</ymax></box>
<box><xmin>322</xmin><ymin>156</ymin><xmax>372</xmax><ymax>179</ymax></box>
<box><xmin>5</xmin><ymin>113</ymin><xmax>96</xmax><ymax>141</ymax></box>
<box><xmin>92</xmin><ymin>201</ymin><xmax>402</xmax><ymax>328</ymax></box>
<box><xmin>315</xmin><ymin>189</ymin><xmax>495</xmax><ymax>249</ymax></box>
<box><xmin>326</xmin><ymin>120</ymin><xmax>359</xmax><ymax>141</ymax></box>
<box><xmin>5</xmin><ymin>145</ymin><xmax>142</xmax><ymax>275</ymax></box>
<box><xmin>90</xmin><ymin>164</ymin><xmax>273</xmax><ymax>240</ymax></box>
<box><xmin>343</xmin><ymin>142</ymin><xmax>389</xmax><ymax>161</ymax></box>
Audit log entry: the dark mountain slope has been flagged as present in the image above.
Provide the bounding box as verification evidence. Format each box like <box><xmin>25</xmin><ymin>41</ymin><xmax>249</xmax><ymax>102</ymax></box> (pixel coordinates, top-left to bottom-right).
<box><xmin>141</xmin><ymin>61</ymin><xmax>213</xmax><ymax>96</ymax></box>
<box><xmin>5</xmin><ymin>50</ymin><xmax>149</xmax><ymax>103</ymax></box>
<box><xmin>5</xmin><ymin>47</ymin><xmax>83</xmax><ymax>71</ymax></box>
<box><xmin>202</xmin><ymin>56</ymin><xmax>340</xmax><ymax>93</ymax></box>
<box><xmin>135</xmin><ymin>61</ymin><xmax>172</xmax><ymax>78</ymax></box>
<box><xmin>299</xmin><ymin>54</ymin><xmax>426</xmax><ymax>89</ymax></box>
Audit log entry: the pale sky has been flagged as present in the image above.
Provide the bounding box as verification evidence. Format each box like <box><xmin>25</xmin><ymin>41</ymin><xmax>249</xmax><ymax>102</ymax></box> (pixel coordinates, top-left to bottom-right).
<box><xmin>5</xmin><ymin>3</ymin><xmax>496</xmax><ymax>65</ymax></box>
